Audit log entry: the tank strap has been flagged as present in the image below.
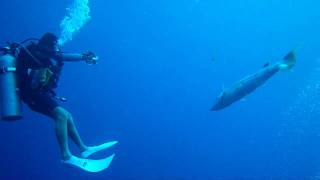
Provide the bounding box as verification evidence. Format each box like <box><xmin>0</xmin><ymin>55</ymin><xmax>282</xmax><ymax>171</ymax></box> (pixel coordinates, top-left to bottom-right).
<box><xmin>19</xmin><ymin>44</ymin><xmax>43</xmax><ymax>66</ymax></box>
<box><xmin>4</xmin><ymin>42</ymin><xmax>43</xmax><ymax>66</ymax></box>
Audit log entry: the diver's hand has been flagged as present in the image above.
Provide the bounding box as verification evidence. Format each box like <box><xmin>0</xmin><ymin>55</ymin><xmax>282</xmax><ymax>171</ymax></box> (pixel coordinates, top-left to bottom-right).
<box><xmin>82</xmin><ymin>51</ymin><xmax>98</xmax><ymax>65</ymax></box>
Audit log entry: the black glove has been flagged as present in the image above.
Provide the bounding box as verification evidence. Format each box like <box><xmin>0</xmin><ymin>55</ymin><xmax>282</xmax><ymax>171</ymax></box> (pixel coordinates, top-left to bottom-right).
<box><xmin>82</xmin><ymin>51</ymin><xmax>98</xmax><ymax>65</ymax></box>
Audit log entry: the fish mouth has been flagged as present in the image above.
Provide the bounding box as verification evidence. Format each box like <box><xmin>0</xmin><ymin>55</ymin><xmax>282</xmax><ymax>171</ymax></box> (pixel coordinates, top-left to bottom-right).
<box><xmin>211</xmin><ymin>104</ymin><xmax>221</xmax><ymax>111</ymax></box>
<box><xmin>211</xmin><ymin>101</ymin><xmax>222</xmax><ymax>111</ymax></box>
<box><xmin>211</xmin><ymin>94</ymin><xmax>224</xmax><ymax>111</ymax></box>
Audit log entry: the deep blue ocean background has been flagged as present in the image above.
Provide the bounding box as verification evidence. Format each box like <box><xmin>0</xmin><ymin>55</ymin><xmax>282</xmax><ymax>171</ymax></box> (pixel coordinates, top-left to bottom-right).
<box><xmin>1</xmin><ymin>0</ymin><xmax>320</xmax><ymax>179</ymax></box>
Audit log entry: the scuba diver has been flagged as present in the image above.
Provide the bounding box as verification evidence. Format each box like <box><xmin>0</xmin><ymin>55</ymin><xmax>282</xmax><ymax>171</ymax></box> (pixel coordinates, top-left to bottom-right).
<box><xmin>1</xmin><ymin>32</ymin><xmax>117</xmax><ymax>172</ymax></box>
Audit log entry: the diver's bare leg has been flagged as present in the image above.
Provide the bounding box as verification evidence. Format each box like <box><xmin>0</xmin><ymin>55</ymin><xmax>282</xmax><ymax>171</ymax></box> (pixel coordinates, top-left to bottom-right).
<box><xmin>50</xmin><ymin>107</ymin><xmax>72</xmax><ymax>160</ymax></box>
<box><xmin>67</xmin><ymin>113</ymin><xmax>118</xmax><ymax>159</ymax></box>
<box><xmin>67</xmin><ymin>114</ymin><xmax>88</xmax><ymax>152</ymax></box>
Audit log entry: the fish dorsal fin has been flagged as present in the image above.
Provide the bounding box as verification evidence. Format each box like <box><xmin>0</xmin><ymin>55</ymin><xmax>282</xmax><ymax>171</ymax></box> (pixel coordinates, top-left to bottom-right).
<box><xmin>283</xmin><ymin>51</ymin><xmax>295</xmax><ymax>61</ymax></box>
<box><xmin>263</xmin><ymin>62</ymin><xmax>270</xmax><ymax>68</ymax></box>
<box><xmin>221</xmin><ymin>84</ymin><xmax>225</xmax><ymax>91</ymax></box>
<box><xmin>282</xmin><ymin>50</ymin><xmax>296</xmax><ymax>69</ymax></box>
<box><xmin>217</xmin><ymin>91</ymin><xmax>225</xmax><ymax>99</ymax></box>
<box><xmin>217</xmin><ymin>85</ymin><xmax>225</xmax><ymax>99</ymax></box>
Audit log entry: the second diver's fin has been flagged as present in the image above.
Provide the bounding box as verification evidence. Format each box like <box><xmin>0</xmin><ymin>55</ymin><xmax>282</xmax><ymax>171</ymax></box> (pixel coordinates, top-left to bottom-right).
<box><xmin>279</xmin><ymin>50</ymin><xmax>296</xmax><ymax>70</ymax></box>
<box><xmin>81</xmin><ymin>141</ymin><xmax>118</xmax><ymax>158</ymax></box>
<box><xmin>62</xmin><ymin>154</ymin><xmax>115</xmax><ymax>172</ymax></box>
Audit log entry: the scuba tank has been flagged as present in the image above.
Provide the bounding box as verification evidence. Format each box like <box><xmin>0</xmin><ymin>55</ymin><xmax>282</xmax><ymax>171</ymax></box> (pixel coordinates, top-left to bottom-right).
<box><xmin>0</xmin><ymin>46</ymin><xmax>22</xmax><ymax>120</ymax></box>
<box><xmin>0</xmin><ymin>37</ymin><xmax>66</xmax><ymax>120</ymax></box>
<box><xmin>0</xmin><ymin>39</ymin><xmax>40</xmax><ymax>120</ymax></box>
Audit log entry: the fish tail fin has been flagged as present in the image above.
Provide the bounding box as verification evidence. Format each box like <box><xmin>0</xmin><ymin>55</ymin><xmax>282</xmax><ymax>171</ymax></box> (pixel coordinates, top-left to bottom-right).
<box><xmin>279</xmin><ymin>50</ymin><xmax>296</xmax><ymax>70</ymax></box>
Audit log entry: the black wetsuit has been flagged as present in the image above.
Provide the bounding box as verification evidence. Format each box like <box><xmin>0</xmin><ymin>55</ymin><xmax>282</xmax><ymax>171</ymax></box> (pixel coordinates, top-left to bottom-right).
<box><xmin>17</xmin><ymin>43</ymin><xmax>64</xmax><ymax>116</ymax></box>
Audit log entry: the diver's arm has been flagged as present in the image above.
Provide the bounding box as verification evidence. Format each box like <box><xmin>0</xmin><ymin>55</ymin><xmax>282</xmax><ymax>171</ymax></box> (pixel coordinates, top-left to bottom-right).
<box><xmin>59</xmin><ymin>53</ymin><xmax>83</xmax><ymax>61</ymax></box>
<box><xmin>58</xmin><ymin>51</ymin><xmax>98</xmax><ymax>64</ymax></box>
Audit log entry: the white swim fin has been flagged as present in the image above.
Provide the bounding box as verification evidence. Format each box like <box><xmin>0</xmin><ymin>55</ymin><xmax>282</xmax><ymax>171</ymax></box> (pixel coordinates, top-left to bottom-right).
<box><xmin>81</xmin><ymin>141</ymin><xmax>118</xmax><ymax>158</ymax></box>
<box><xmin>63</xmin><ymin>154</ymin><xmax>115</xmax><ymax>172</ymax></box>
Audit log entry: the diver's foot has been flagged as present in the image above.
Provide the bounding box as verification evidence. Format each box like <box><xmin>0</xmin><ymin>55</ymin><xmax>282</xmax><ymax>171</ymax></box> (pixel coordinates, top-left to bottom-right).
<box><xmin>80</xmin><ymin>145</ymin><xmax>89</xmax><ymax>153</ymax></box>
<box><xmin>62</xmin><ymin>153</ymin><xmax>72</xmax><ymax>161</ymax></box>
<box><xmin>62</xmin><ymin>156</ymin><xmax>88</xmax><ymax>168</ymax></box>
<box><xmin>62</xmin><ymin>155</ymin><xmax>115</xmax><ymax>172</ymax></box>
<box><xmin>81</xmin><ymin>141</ymin><xmax>118</xmax><ymax>158</ymax></box>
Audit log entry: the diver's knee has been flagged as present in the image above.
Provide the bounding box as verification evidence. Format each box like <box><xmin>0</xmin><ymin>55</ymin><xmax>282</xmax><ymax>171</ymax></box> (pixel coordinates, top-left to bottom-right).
<box><xmin>51</xmin><ymin>107</ymin><xmax>71</xmax><ymax>121</ymax></box>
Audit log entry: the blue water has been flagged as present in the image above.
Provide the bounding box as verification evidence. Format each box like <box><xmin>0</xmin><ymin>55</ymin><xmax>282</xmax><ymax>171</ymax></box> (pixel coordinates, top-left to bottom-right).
<box><xmin>1</xmin><ymin>0</ymin><xmax>320</xmax><ymax>179</ymax></box>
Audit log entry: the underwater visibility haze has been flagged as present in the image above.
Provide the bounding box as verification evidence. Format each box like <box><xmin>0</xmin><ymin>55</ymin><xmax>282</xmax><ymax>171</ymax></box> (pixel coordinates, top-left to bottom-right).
<box><xmin>1</xmin><ymin>0</ymin><xmax>320</xmax><ymax>179</ymax></box>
